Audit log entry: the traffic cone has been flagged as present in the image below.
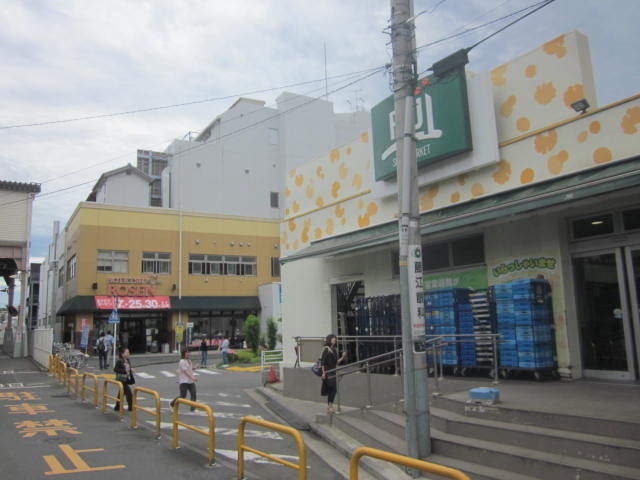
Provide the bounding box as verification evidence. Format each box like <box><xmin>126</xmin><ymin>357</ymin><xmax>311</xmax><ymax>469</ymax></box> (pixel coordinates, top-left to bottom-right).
<box><xmin>268</xmin><ymin>365</ymin><xmax>279</xmax><ymax>384</ymax></box>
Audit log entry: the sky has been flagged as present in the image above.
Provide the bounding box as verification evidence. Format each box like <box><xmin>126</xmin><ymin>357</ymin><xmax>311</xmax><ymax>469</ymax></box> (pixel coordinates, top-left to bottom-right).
<box><xmin>1</xmin><ymin>0</ymin><xmax>639</xmax><ymax>303</ymax></box>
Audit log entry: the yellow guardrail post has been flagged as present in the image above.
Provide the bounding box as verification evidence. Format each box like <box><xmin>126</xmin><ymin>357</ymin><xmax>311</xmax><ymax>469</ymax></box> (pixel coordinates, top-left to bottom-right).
<box><xmin>349</xmin><ymin>447</ymin><xmax>472</xmax><ymax>480</ymax></box>
<box><xmin>102</xmin><ymin>379</ymin><xmax>125</xmax><ymax>421</ymax></box>
<box><xmin>66</xmin><ymin>367</ymin><xmax>79</xmax><ymax>397</ymax></box>
<box><xmin>237</xmin><ymin>416</ymin><xmax>307</xmax><ymax>480</ymax></box>
<box><xmin>172</xmin><ymin>399</ymin><xmax>215</xmax><ymax>465</ymax></box>
<box><xmin>131</xmin><ymin>387</ymin><xmax>162</xmax><ymax>439</ymax></box>
<box><xmin>48</xmin><ymin>355</ymin><xmax>54</xmax><ymax>374</ymax></box>
<box><xmin>58</xmin><ymin>361</ymin><xmax>67</xmax><ymax>385</ymax></box>
<box><xmin>81</xmin><ymin>372</ymin><xmax>100</xmax><ymax>406</ymax></box>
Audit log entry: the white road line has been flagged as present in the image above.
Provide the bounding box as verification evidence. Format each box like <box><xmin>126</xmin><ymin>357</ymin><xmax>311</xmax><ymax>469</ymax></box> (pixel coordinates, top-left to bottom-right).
<box><xmin>217</xmin><ymin>392</ymin><xmax>241</xmax><ymax>398</ymax></box>
<box><xmin>215</xmin><ymin>401</ymin><xmax>251</xmax><ymax>408</ymax></box>
<box><xmin>152</xmin><ymin>422</ymin><xmax>282</xmax><ymax>440</ymax></box>
<box><xmin>195</xmin><ymin>369</ymin><xmax>219</xmax><ymax>375</ymax></box>
<box><xmin>135</xmin><ymin>372</ymin><xmax>156</xmax><ymax>379</ymax></box>
<box><xmin>215</xmin><ymin>412</ymin><xmax>263</xmax><ymax>420</ymax></box>
<box><xmin>217</xmin><ymin>449</ymin><xmax>298</xmax><ymax>465</ymax></box>
<box><xmin>160</xmin><ymin>371</ymin><xmax>176</xmax><ymax>377</ymax></box>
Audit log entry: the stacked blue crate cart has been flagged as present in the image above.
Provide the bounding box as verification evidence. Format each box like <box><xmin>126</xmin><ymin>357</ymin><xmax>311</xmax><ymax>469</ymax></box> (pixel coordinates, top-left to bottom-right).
<box><xmin>424</xmin><ymin>288</ymin><xmax>475</xmax><ymax>375</ymax></box>
<box><xmin>494</xmin><ymin>278</ymin><xmax>558</xmax><ymax>380</ymax></box>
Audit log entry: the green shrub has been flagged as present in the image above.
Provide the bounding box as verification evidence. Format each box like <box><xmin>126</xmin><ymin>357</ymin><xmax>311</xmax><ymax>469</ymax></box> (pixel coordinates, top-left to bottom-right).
<box><xmin>235</xmin><ymin>350</ymin><xmax>259</xmax><ymax>364</ymax></box>
<box><xmin>242</xmin><ymin>314</ymin><xmax>261</xmax><ymax>355</ymax></box>
<box><xmin>266</xmin><ymin>317</ymin><xmax>278</xmax><ymax>350</ymax></box>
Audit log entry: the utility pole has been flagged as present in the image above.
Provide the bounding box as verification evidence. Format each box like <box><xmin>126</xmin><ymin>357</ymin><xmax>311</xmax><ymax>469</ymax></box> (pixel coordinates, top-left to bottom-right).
<box><xmin>390</xmin><ymin>0</ymin><xmax>431</xmax><ymax>462</ymax></box>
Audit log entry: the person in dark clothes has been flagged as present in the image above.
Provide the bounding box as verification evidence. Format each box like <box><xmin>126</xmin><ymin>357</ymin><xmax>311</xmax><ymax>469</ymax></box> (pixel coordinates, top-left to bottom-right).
<box><xmin>320</xmin><ymin>333</ymin><xmax>347</xmax><ymax>414</ymax></box>
<box><xmin>114</xmin><ymin>347</ymin><xmax>134</xmax><ymax>411</ymax></box>
<box><xmin>199</xmin><ymin>336</ymin><xmax>208</xmax><ymax>368</ymax></box>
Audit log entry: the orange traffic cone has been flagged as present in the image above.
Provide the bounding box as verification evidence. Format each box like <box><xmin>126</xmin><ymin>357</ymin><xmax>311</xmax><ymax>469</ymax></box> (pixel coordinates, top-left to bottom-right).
<box><xmin>268</xmin><ymin>365</ymin><xmax>279</xmax><ymax>384</ymax></box>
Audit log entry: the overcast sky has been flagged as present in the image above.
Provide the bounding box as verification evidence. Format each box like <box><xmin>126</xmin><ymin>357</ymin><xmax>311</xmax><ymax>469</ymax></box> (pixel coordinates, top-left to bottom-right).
<box><xmin>1</xmin><ymin>0</ymin><xmax>638</xmax><ymax>274</ymax></box>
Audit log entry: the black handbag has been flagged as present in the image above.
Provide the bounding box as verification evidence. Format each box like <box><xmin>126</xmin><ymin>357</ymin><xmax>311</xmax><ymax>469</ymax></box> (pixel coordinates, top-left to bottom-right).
<box><xmin>127</xmin><ymin>373</ymin><xmax>135</xmax><ymax>385</ymax></box>
<box><xmin>311</xmin><ymin>359</ymin><xmax>322</xmax><ymax>377</ymax></box>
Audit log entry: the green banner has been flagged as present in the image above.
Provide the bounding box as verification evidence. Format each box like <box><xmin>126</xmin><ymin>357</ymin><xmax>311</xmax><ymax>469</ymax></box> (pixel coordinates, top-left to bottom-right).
<box><xmin>423</xmin><ymin>267</ymin><xmax>488</xmax><ymax>291</ymax></box>
<box><xmin>371</xmin><ymin>66</ymin><xmax>472</xmax><ymax>181</ymax></box>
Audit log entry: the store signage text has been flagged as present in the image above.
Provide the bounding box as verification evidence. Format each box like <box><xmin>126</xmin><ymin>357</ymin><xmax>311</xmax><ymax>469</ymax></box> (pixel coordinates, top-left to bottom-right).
<box><xmin>95</xmin><ymin>296</ymin><xmax>171</xmax><ymax>310</ymax></box>
<box><xmin>491</xmin><ymin>257</ymin><xmax>557</xmax><ymax>278</ymax></box>
<box><xmin>107</xmin><ymin>277</ymin><xmax>156</xmax><ymax>296</ymax></box>
<box><xmin>371</xmin><ymin>66</ymin><xmax>472</xmax><ymax>181</ymax></box>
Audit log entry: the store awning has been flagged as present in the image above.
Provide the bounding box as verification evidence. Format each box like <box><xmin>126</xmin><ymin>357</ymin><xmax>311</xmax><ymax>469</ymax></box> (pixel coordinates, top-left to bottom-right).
<box><xmin>169</xmin><ymin>296</ymin><xmax>260</xmax><ymax>312</ymax></box>
<box><xmin>57</xmin><ymin>296</ymin><xmax>97</xmax><ymax>315</ymax></box>
<box><xmin>282</xmin><ymin>155</ymin><xmax>640</xmax><ymax>264</ymax></box>
<box><xmin>57</xmin><ymin>295</ymin><xmax>260</xmax><ymax>315</ymax></box>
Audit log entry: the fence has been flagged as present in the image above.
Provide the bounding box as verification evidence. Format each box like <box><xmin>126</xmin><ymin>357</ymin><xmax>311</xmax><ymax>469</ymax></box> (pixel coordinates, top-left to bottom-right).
<box><xmin>102</xmin><ymin>379</ymin><xmax>124</xmax><ymax>420</ymax></box>
<box><xmin>350</xmin><ymin>447</ymin><xmax>471</xmax><ymax>480</ymax></box>
<box><xmin>81</xmin><ymin>373</ymin><xmax>100</xmax><ymax>406</ymax></box>
<box><xmin>131</xmin><ymin>387</ymin><xmax>162</xmax><ymax>438</ymax></box>
<box><xmin>238</xmin><ymin>416</ymin><xmax>307</xmax><ymax>480</ymax></box>
<box><xmin>172</xmin><ymin>399</ymin><xmax>215</xmax><ymax>465</ymax></box>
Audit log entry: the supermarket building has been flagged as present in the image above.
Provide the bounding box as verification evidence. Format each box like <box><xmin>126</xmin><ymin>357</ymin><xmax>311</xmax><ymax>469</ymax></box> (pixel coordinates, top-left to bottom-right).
<box><xmin>55</xmin><ymin>202</ymin><xmax>281</xmax><ymax>353</ymax></box>
<box><xmin>279</xmin><ymin>31</ymin><xmax>640</xmax><ymax>382</ymax></box>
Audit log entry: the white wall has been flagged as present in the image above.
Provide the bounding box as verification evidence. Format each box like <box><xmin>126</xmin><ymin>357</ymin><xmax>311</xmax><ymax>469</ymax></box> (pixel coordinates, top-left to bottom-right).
<box><xmin>258</xmin><ymin>282</ymin><xmax>282</xmax><ymax>346</ymax></box>
<box><xmin>281</xmin><ymin>258</ymin><xmax>332</xmax><ymax>365</ymax></box>
<box><xmin>95</xmin><ymin>173</ymin><xmax>150</xmax><ymax>207</ymax></box>
<box><xmin>0</xmin><ymin>190</ymin><xmax>30</xmax><ymax>242</ymax></box>
<box><xmin>484</xmin><ymin>214</ymin><xmax>572</xmax><ymax>375</ymax></box>
<box><xmin>165</xmin><ymin>100</ymin><xmax>282</xmax><ymax>219</ymax></box>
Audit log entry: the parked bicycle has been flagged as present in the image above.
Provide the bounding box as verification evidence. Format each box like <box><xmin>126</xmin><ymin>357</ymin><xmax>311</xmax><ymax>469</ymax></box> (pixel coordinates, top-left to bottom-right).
<box><xmin>53</xmin><ymin>342</ymin><xmax>90</xmax><ymax>369</ymax></box>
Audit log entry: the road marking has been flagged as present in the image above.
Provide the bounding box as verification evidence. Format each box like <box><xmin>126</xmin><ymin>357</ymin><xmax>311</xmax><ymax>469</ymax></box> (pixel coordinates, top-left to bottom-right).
<box><xmin>215</xmin><ymin>412</ymin><xmax>263</xmax><ymax>420</ymax></box>
<box><xmin>195</xmin><ymin>369</ymin><xmax>219</xmax><ymax>375</ymax></box>
<box><xmin>160</xmin><ymin>371</ymin><xmax>176</xmax><ymax>377</ymax></box>
<box><xmin>135</xmin><ymin>372</ymin><xmax>155</xmax><ymax>379</ymax></box>
<box><xmin>149</xmin><ymin>421</ymin><xmax>187</xmax><ymax>431</ymax></box>
<box><xmin>0</xmin><ymin>384</ymin><xmax>50</xmax><ymax>390</ymax></box>
<box><xmin>214</xmin><ymin>401</ymin><xmax>251</xmax><ymax>408</ymax></box>
<box><xmin>152</xmin><ymin>422</ymin><xmax>282</xmax><ymax>439</ymax></box>
<box><xmin>217</xmin><ymin>449</ymin><xmax>298</xmax><ymax>465</ymax></box>
<box><xmin>43</xmin><ymin>444</ymin><xmax>125</xmax><ymax>475</ymax></box>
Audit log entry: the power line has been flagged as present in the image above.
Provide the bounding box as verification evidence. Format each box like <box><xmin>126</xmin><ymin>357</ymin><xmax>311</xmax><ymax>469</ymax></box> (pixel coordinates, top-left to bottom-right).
<box><xmin>37</xmin><ymin>67</ymin><xmax>380</xmax><ymax>186</ymax></box>
<box><xmin>0</xmin><ymin>67</ymin><xmax>385</xmax><ymax>209</ymax></box>
<box><xmin>468</xmin><ymin>0</ymin><xmax>555</xmax><ymax>51</ymax></box>
<box><xmin>0</xmin><ymin>67</ymin><xmax>383</xmax><ymax>131</ymax></box>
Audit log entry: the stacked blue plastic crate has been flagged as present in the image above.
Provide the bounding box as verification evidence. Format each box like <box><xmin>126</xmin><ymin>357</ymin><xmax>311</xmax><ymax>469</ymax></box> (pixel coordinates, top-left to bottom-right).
<box><xmin>424</xmin><ymin>288</ymin><xmax>472</xmax><ymax>366</ymax></box>
<box><xmin>494</xmin><ymin>279</ymin><xmax>556</xmax><ymax>369</ymax></box>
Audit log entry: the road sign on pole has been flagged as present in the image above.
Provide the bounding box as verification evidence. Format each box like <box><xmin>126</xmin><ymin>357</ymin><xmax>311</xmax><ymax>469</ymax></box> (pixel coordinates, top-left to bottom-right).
<box><xmin>108</xmin><ymin>310</ymin><xmax>120</xmax><ymax>324</ymax></box>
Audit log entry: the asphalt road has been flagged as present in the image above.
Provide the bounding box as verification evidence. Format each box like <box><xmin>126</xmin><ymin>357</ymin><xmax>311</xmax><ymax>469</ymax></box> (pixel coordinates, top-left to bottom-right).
<box><xmin>0</xmin><ymin>355</ymin><xmax>340</xmax><ymax>479</ymax></box>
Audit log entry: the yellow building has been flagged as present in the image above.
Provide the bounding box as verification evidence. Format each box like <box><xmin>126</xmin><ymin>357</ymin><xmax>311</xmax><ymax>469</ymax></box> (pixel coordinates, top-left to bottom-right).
<box><xmin>57</xmin><ymin>202</ymin><xmax>281</xmax><ymax>353</ymax></box>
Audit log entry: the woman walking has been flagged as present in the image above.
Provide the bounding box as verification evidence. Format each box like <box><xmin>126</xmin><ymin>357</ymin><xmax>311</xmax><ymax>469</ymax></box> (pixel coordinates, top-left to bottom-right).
<box><xmin>320</xmin><ymin>334</ymin><xmax>347</xmax><ymax>414</ymax></box>
<box><xmin>114</xmin><ymin>348</ymin><xmax>134</xmax><ymax>411</ymax></box>
<box><xmin>170</xmin><ymin>348</ymin><xmax>198</xmax><ymax>411</ymax></box>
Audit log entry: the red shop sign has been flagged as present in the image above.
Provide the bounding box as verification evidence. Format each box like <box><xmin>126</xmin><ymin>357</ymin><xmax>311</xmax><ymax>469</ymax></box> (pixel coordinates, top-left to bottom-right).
<box><xmin>94</xmin><ymin>296</ymin><xmax>171</xmax><ymax>310</ymax></box>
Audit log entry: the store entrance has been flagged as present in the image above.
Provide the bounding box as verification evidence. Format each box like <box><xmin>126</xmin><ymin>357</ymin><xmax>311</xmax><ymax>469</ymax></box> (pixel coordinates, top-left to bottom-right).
<box><xmin>95</xmin><ymin>311</ymin><xmax>169</xmax><ymax>354</ymax></box>
<box><xmin>573</xmin><ymin>247</ymin><xmax>640</xmax><ymax>380</ymax></box>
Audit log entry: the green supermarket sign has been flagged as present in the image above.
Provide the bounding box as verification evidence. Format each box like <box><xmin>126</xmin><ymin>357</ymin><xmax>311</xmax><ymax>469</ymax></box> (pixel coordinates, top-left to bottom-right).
<box><xmin>371</xmin><ymin>66</ymin><xmax>472</xmax><ymax>181</ymax></box>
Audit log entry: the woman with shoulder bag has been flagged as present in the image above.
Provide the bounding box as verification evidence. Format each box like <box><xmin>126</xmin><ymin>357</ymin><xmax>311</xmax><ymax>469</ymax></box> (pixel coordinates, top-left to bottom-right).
<box><xmin>114</xmin><ymin>347</ymin><xmax>135</xmax><ymax>412</ymax></box>
<box><xmin>320</xmin><ymin>334</ymin><xmax>347</xmax><ymax>414</ymax></box>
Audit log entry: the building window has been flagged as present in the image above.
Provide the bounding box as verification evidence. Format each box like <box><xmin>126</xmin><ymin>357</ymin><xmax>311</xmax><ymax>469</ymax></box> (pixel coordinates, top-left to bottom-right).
<box><xmin>571</xmin><ymin>214</ymin><xmax>615</xmax><ymax>239</ymax></box>
<box><xmin>58</xmin><ymin>267</ymin><xmax>65</xmax><ymax>285</ymax></box>
<box><xmin>622</xmin><ymin>208</ymin><xmax>640</xmax><ymax>231</ymax></box>
<box><xmin>66</xmin><ymin>255</ymin><xmax>77</xmax><ymax>280</ymax></box>
<box><xmin>142</xmin><ymin>252</ymin><xmax>171</xmax><ymax>274</ymax></box>
<box><xmin>188</xmin><ymin>254</ymin><xmax>256</xmax><ymax>276</ymax></box>
<box><xmin>423</xmin><ymin>234</ymin><xmax>485</xmax><ymax>273</ymax></box>
<box><xmin>188</xmin><ymin>254</ymin><xmax>223</xmax><ymax>275</ymax></box>
<box><xmin>271</xmin><ymin>257</ymin><xmax>280</xmax><ymax>277</ymax></box>
<box><xmin>270</xmin><ymin>192</ymin><xmax>279</xmax><ymax>209</ymax></box>
<box><xmin>137</xmin><ymin>157</ymin><xmax>149</xmax><ymax>174</ymax></box>
<box><xmin>97</xmin><ymin>250</ymin><xmax>129</xmax><ymax>273</ymax></box>
<box><xmin>240</xmin><ymin>256</ymin><xmax>257</xmax><ymax>276</ymax></box>
<box><xmin>225</xmin><ymin>255</ymin><xmax>240</xmax><ymax>275</ymax></box>
<box><xmin>152</xmin><ymin>159</ymin><xmax>168</xmax><ymax>176</ymax></box>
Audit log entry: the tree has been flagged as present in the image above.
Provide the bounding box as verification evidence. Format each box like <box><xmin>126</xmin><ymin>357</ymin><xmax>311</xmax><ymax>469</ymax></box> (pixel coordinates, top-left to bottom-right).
<box><xmin>242</xmin><ymin>315</ymin><xmax>261</xmax><ymax>355</ymax></box>
<box><xmin>266</xmin><ymin>317</ymin><xmax>278</xmax><ymax>350</ymax></box>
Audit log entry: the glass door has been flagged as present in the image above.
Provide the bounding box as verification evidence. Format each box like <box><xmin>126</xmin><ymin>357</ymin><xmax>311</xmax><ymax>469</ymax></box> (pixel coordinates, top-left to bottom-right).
<box><xmin>573</xmin><ymin>250</ymin><xmax>636</xmax><ymax>380</ymax></box>
<box><xmin>624</xmin><ymin>246</ymin><xmax>640</xmax><ymax>378</ymax></box>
